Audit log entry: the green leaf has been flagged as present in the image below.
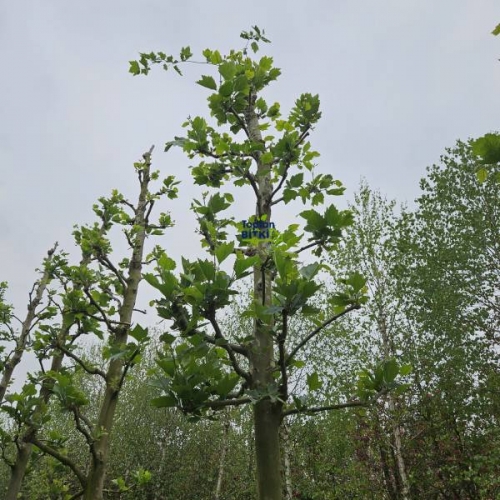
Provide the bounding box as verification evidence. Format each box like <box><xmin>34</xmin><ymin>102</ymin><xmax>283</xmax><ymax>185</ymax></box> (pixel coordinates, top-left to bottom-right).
<box><xmin>471</xmin><ymin>133</ymin><xmax>500</xmax><ymax>164</ymax></box>
<box><xmin>306</xmin><ymin>372</ymin><xmax>322</xmax><ymax>391</ymax></box>
<box><xmin>234</xmin><ymin>254</ymin><xmax>260</xmax><ymax>279</ymax></box>
<box><xmin>129</xmin><ymin>324</ymin><xmax>148</xmax><ymax>343</ymax></box>
<box><xmin>151</xmin><ymin>395</ymin><xmax>177</xmax><ymax>408</ymax></box>
<box><xmin>197</xmin><ymin>75</ymin><xmax>217</xmax><ymax>90</ymax></box>
<box><xmin>215</xmin><ymin>242</ymin><xmax>235</xmax><ymax>264</ymax></box>
<box><xmin>290</xmin><ymin>359</ymin><xmax>306</xmax><ymax>369</ymax></box>
<box><xmin>347</xmin><ymin>271</ymin><xmax>366</xmax><ymax>293</ymax></box>
<box><xmin>289</xmin><ymin>173</ymin><xmax>304</xmax><ymax>188</ymax></box>
<box><xmin>383</xmin><ymin>359</ymin><xmax>399</xmax><ymax>384</ymax></box>
<box><xmin>492</xmin><ymin>23</ymin><xmax>500</xmax><ymax>36</ymax></box>
<box><xmin>219</xmin><ymin>62</ymin><xmax>237</xmax><ymax>80</ymax></box>
<box><xmin>180</xmin><ymin>46</ymin><xmax>193</xmax><ymax>61</ymax></box>
<box><xmin>476</xmin><ymin>167</ymin><xmax>488</xmax><ymax>183</ymax></box>
<box><xmin>129</xmin><ymin>60</ymin><xmax>140</xmax><ymax>76</ymax></box>
<box><xmin>299</xmin><ymin>263</ymin><xmax>321</xmax><ymax>280</ymax></box>
<box><xmin>399</xmin><ymin>363</ymin><xmax>412</xmax><ymax>376</ymax></box>
<box><xmin>260</xmin><ymin>151</ymin><xmax>274</xmax><ymax>164</ymax></box>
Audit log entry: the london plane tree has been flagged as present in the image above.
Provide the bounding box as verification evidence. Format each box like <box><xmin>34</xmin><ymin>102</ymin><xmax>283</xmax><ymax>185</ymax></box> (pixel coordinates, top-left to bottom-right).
<box><xmin>131</xmin><ymin>27</ymin><xmax>406</xmax><ymax>500</ymax></box>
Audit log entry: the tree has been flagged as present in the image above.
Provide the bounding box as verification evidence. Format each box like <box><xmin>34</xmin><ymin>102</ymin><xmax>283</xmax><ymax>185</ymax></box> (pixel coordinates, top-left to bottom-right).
<box><xmin>0</xmin><ymin>245</ymin><xmax>59</xmax><ymax>405</ymax></box>
<box><xmin>331</xmin><ymin>183</ymin><xmax>411</xmax><ymax>499</ymax></box>
<box><xmin>393</xmin><ymin>140</ymin><xmax>500</xmax><ymax>497</ymax></box>
<box><xmin>1</xmin><ymin>147</ymin><xmax>178</xmax><ymax>500</ymax></box>
<box><xmin>131</xmin><ymin>27</ymin><xmax>405</xmax><ymax>500</ymax></box>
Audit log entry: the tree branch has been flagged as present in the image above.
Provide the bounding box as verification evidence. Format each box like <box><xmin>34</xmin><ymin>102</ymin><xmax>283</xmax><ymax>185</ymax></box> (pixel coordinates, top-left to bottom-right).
<box><xmin>283</xmin><ymin>399</ymin><xmax>366</xmax><ymax>417</ymax></box>
<box><xmin>286</xmin><ymin>304</ymin><xmax>361</xmax><ymax>365</ymax></box>
<box><xmin>278</xmin><ymin>312</ymin><xmax>288</xmax><ymax>399</ymax></box>
<box><xmin>203</xmin><ymin>397</ymin><xmax>252</xmax><ymax>409</ymax></box>
<box><xmin>96</xmin><ymin>254</ymin><xmax>127</xmax><ymax>290</ymax></box>
<box><xmin>283</xmin><ymin>388</ymin><xmax>389</xmax><ymax>417</ymax></box>
<box><xmin>30</xmin><ymin>436</ymin><xmax>87</xmax><ymax>488</ymax></box>
<box><xmin>296</xmin><ymin>241</ymin><xmax>321</xmax><ymax>254</ymax></box>
<box><xmin>55</xmin><ymin>343</ymin><xmax>106</xmax><ymax>379</ymax></box>
<box><xmin>208</xmin><ymin>314</ymin><xmax>251</xmax><ymax>383</ymax></box>
<box><xmin>271</xmin><ymin>161</ymin><xmax>291</xmax><ymax>200</ymax></box>
<box><xmin>70</xmin><ymin>406</ymin><xmax>95</xmax><ymax>451</ymax></box>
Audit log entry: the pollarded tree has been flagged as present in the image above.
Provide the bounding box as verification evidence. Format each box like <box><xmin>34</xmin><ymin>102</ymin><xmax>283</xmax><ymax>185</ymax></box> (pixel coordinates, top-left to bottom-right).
<box><xmin>132</xmin><ymin>28</ymin><xmax>406</xmax><ymax>500</ymax></box>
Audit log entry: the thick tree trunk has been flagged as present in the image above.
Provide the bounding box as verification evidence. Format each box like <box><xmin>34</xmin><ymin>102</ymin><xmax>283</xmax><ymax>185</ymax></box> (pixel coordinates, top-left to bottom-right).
<box><xmin>0</xmin><ymin>244</ymin><xmax>56</xmax><ymax>404</ymax></box>
<box><xmin>254</xmin><ymin>401</ymin><xmax>283</xmax><ymax>500</ymax></box>
<box><xmin>4</xmin><ymin>439</ymin><xmax>32</xmax><ymax>500</ymax></box>
<box><xmin>83</xmin><ymin>149</ymin><xmax>153</xmax><ymax>500</ymax></box>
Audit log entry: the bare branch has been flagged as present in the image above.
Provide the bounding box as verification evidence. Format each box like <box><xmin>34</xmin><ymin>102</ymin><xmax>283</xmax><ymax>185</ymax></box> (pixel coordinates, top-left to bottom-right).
<box><xmin>283</xmin><ymin>399</ymin><xmax>365</xmax><ymax>417</ymax></box>
<box><xmin>271</xmin><ymin>162</ymin><xmax>291</xmax><ymax>200</ymax></box>
<box><xmin>55</xmin><ymin>343</ymin><xmax>106</xmax><ymax>379</ymax></box>
<box><xmin>286</xmin><ymin>304</ymin><xmax>361</xmax><ymax>365</ymax></box>
<box><xmin>203</xmin><ymin>397</ymin><xmax>252</xmax><ymax>409</ymax></box>
<box><xmin>283</xmin><ymin>388</ymin><xmax>389</xmax><ymax>417</ymax></box>
<box><xmin>96</xmin><ymin>254</ymin><xmax>127</xmax><ymax>290</ymax></box>
<box><xmin>296</xmin><ymin>241</ymin><xmax>321</xmax><ymax>254</ymax></box>
<box><xmin>82</xmin><ymin>288</ymin><xmax>116</xmax><ymax>333</ymax></box>
<box><xmin>70</xmin><ymin>406</ymin><xmax>94</xmax><ymax>451</ymax></box>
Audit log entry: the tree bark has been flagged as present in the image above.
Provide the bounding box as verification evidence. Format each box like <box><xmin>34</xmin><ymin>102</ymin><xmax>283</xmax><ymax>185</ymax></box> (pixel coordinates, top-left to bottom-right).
<box><xmin>378</xmin><ymin>313</ymin><xmax>410</xmax><ymax>500</ymax></box>
<box><xmin>215</xmin><ymin>415</ymin><xmax>230</xmax><ymax>500</ymax></box>
<box><xmin>280</xmin><ymin>421</ymin><xmax>293</xmax><ymax>500</ymax></box>
<box><xmin>5</xmin><ymin>351</ymin><xmax>67</xmax><ymax>500</ymax></box>
<box><xmin>4</xmin><ymin>439</ymin><xmax>32</xmax><ymax>500</ymax></box>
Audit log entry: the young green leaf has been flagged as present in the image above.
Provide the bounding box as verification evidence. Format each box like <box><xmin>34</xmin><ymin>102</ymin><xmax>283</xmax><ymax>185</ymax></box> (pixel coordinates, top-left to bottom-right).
<box><xmin>197</xmin><ymin>75</ymin><xmax>217</xmax><ymax>90</ymax></box>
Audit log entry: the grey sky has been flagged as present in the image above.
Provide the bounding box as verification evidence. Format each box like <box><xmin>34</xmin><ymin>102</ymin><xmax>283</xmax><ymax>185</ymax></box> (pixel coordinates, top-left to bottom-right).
<box><xmin>1</xmin><ymin>1</ymin><xmax>499</xmax><ymax>353</ymax></box>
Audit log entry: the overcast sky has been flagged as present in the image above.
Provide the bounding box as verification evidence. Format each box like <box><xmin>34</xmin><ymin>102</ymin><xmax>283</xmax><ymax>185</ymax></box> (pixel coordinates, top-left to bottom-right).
<box><xmin>1</xmin><ymin>1</ymin><xmax>499</xmax><ymax>369</ymax></box>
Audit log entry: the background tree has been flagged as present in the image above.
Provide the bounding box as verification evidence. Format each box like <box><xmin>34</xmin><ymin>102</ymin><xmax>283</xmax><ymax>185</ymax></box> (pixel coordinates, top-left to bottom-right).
<box><xmin>393</xmin><ymin>140</ymin><xmax>500</xmax><ymax>497</ymax></box>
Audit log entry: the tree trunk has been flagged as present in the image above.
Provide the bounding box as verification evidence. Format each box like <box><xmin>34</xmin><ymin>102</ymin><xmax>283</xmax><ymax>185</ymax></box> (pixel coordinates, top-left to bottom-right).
<box><xmin>388</xmin><ymin>396</ymin><xmax>410</xmax><ymax>499</ymax></box>
<box><xmin>5</xmin><ymin>359</ymin><xmax>65</xmax><ymax>500</ymax></box>
<box><xmin>378</xmin><ymin>312</ymin><xmax>410</xmax><ymax>499</ymax></box>
<box><xmin>4</xmin><ymin>439</ymin><xmax>32</xmax><ymax>500</ymax></box>
<box><xmin>254</xmin><ymin>401</ymin><xmax>283</xmax><ymax>500</ymax></box>
<box><xmin>215</xmin><ymin>416</ymin><xmax>230</xmax><ymax>500</ymax></box>
<box><xmin>246</xmin><ymin>91</ymin><xmax>283</xmax><ymax>500</ymax></box>
<box><xmin>280</xmin><ymin>421</ymin><xmax>293</xmax><ymax>500</ymax></box>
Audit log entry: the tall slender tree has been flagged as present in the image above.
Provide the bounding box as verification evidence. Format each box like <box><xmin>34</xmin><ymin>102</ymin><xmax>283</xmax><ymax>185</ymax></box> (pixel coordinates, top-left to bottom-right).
<box><xmin>1</xmin><ymin>147</ymin><xmax>178</xmax><ymax>500</ymax></box>
<box><xmin>132</xmin><ymin>27</ymin><xmax>404</xmax><ymax>500</ymax></box>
